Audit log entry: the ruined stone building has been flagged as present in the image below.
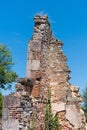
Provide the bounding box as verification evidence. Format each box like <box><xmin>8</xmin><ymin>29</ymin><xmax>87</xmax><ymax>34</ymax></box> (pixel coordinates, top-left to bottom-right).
<box><xmin>2</xmin><ymin>15</ymin><xmax>86</xmax><ymax>130</ymax></box>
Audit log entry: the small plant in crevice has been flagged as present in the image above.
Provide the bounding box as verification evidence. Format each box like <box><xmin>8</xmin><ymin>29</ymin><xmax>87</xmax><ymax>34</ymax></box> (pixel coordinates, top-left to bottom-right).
<box><xmin>29</xmin><ymin>112</ymin><xmax>35</xmax><ymax>130</ymax></box>
<box><xmin>45</xmin><ymin>89</ymin><xmax>61</xmax><ymax>130</ymax></box>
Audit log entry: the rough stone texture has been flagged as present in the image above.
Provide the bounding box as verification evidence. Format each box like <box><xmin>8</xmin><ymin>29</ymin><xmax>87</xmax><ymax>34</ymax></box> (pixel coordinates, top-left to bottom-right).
<box><xmin>2</xmin><ymin>15</ymin><xmax>86</xmax><ymax>130</ymax></box>
<box><xmin>2</xmin><ymin>83</ymin><xmax>33</xmax><ymax>130</ymax></box>
<box><xmin>2</xmin><ymin>119</ymin><xmax>19</xmax><ymax>130</ymax></box>
<box><xmin>52</xmin><ymin>102</ymin><xmax>66</xmax><ymax>113</ymax></box>
<box><xmin>65</xmin><ymin>105</ymin><xmax>82</xmax><ymax>128</ymax></box>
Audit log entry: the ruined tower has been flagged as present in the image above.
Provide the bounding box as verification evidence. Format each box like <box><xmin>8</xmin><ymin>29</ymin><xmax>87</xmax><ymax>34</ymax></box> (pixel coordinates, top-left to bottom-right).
<box><xmin>26</xmin><ymin>15</ymin><xmax>86</xmax><ymax>129</ymax></box>
<box><xmin>2</xmin><ymin>15</ymin><xmax>86</xmax><ymax>130</ymax></box>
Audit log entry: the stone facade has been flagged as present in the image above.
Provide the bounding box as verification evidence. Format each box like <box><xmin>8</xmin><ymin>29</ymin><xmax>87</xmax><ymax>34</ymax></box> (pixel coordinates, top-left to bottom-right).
<box><xmin>2</xmin><ymin>83</ymin><xmax>33</xmax><ymax>130</ymax></box>
<box><xmin>2</xmin><ymin>15</ymin><xmax>86</xmax><ymax>130</ymax></box>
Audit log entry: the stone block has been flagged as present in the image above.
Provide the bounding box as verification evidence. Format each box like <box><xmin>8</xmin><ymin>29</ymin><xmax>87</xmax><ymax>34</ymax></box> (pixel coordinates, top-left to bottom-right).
<box><xmin>31</xmin><ymin>70</ymin><xmax>41</xmax><ymax>79</ymax></box>
<box><xmin>32</xmin><ymin>42</ymin><xmax>41</xmax><ymax>51</ymax></box>
<box><xmin>50</xmin><ymin>81</ymin><xmax>58</xmax><ymax>86</ymax></box>
<box><xmin>67</xmin><ymin>97</ymin><xmax>81</xmax><ymax>102</ymax></box>
<box><xmin>7</xmin><ymin>96</ymin><xmax>21</xmax><ymax>107</ymax></box>
<box><xmin>31</xmin><ymin>85</ymin><xmax>40</xmax><ymax>97</ymax></box>
<box><xmin>2</xmin><ymin>118</ymin><xmax>19</xmax><ymax>130</ymax></box>
<box><xmin>27</xmin><ymin>60</ymin><xmax>40</xmax><ymax>71</ymax></box>
<box><xmin>33</xmin><ymin>51</ymin><xmax>41</xmax><ymax>60</ymax></box>
<box><xmin>31</xmin><ymin>60</ymin><xmax>40</xmax><ymax>70</ymax></box>
<box><xmin>65</xmin><ymin>105</ymin><xmax>82</xmax><ymax>128</ymax></box>
<box><xmin>52</xmin><ymin>102</ymin><xmax>66</xmax><ymax>112</ymax></box>
<box><xmin>3</xmin><ymin>96</ymin><xmax>8</xmax><ymax>108</ymax></box>
<box><xmin>2</xmin><ymin>108</ymin><xmax>9</xmax><ymax>120</ymax></box>
<box><xmin>26</xmin><ymin>69</ymin><xmax>31</xmax><ymax>78</ymax></box>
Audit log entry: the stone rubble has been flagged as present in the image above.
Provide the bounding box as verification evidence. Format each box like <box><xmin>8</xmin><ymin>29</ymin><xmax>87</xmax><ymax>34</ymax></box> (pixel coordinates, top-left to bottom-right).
<box><xmin>2</xmin><ymin>15</ymin><xmax>87</xmax><ymax>130</ymax></box>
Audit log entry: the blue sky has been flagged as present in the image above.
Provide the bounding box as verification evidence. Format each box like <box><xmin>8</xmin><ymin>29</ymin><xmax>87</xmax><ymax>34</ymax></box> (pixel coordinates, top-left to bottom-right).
<box><xmin>0</xmin><ymin>0</ymin><xmax>87</xmax><ymax>95</ymax></box>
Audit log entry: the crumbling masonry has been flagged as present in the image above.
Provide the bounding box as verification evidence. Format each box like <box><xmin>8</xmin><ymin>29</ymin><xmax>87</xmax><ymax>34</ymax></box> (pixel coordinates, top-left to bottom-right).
<box><xmin>2</xmin><ymin>15</ymin><xmax>86</xmax><ymax>130</ymax></box>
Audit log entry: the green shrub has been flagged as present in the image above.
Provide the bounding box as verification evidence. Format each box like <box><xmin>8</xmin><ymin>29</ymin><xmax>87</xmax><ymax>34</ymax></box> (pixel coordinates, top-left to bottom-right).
<box><xmin>45</xmin><ymin>89</ymin><xmax>61</xmax><ymax>130</ymax></box>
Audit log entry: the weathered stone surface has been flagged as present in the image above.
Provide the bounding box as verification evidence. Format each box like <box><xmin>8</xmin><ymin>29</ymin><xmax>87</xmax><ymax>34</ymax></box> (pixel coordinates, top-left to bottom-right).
<box><xmin>2</xmin><ymin>108</ymin><xmax>9</xmax><ymax>120</ymax></box>
<box><xmin>32</xmin><ymin>42</ymin><xmax>41</xmax><ymax>51</ymax></box>
<box><xmin>50</xmin><ymin>81</ymin><xmax>58</xmax><ymax>86</ymax></box>
<box><xmin>2</xmin><ymin>118</ymin><xmax>19</xmax><ymax>130</ymax></box>
<box><xmin>65</xmin><ymin>105</ymin><xmax>82</xmax><ymax>128</ymax></box>
<box><xmin>27</xmin><ymin>60</ymin><xmax>40</xmax><ymax>71</ymax></box>
<box><xmin>31</xmin><ymin>60</ymin><xmax>40</xmax><ymax>70</ymax></box>
<box><xmin>3</xmin><ymin>96</ymin><xmax>8</xmax><ymax>108</ymax></box>
<box><xmin>3</xmin><ymin>95</ymin><xmax>21</xmax><ymax>108</ymax></box>
<box><xmin>52</xmin><ymin>102</ymin><xmax>66</xmax><ymax>112</ymax></box>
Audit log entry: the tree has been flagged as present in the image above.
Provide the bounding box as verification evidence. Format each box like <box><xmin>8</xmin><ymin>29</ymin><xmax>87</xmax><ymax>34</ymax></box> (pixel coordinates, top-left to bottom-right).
<box><xmin>82</xmin><ymin>86</ymin><xmax>87</xmax><ymax>122</ymax></box>
<box><xmin>0</xmin><ymin>92</ymin><xmax>2</xmax><ymax>117</ymax></box>
<box><xmin>0</xmin><ymin>43</ymin><xmax>18</xmax><ymax>90</ymax></box>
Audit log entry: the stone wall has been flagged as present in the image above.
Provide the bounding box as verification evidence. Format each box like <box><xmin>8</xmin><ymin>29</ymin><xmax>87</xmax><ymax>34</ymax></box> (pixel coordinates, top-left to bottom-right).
<box><xmin>2</xmin><ymin>83</ymin><xmax>33</xmax><ymax>130</ymax></box>
<box><xmin>26</xmin><ymin>15</ymin><xmax>86</xmax><ymax>129</ymax></box>
<box><xmin>2</xmin><ymin>15</ymin><xmax>86</xmax><ymax>130</ymax></box>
